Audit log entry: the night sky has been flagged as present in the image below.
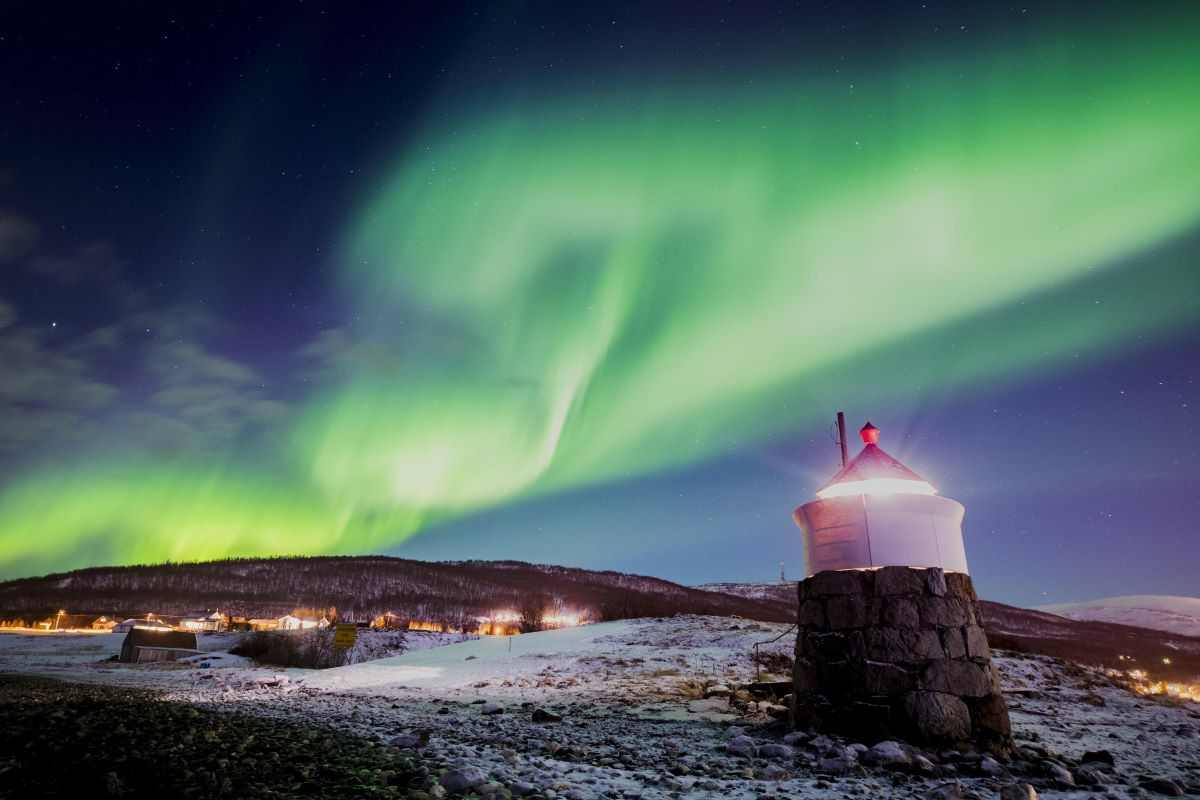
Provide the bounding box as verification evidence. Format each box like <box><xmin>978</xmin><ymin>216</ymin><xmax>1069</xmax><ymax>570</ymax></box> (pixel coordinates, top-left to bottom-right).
<box><xmin>2</xmin><ymin>1</ymin><xmax>1197</xmax><ymax>606</ymax></box>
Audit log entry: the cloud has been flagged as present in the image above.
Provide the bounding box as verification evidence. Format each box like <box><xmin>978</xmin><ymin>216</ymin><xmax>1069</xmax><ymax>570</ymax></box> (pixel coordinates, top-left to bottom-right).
<box><xmin>0</xmin><ymin>301</ymin><xmax>291</xmax><ymax>461</ymax></box>
<box><xmin>0</xmin><ymin>326</ymin><xmax>121</xmax><ymax>454</ymax></box>
<box><xmin>27</xmin><ymin>240</ymin><xmax>123</xmax><ymax>284</ymax></box>
<box><xmin>0</xmin><ymin>212</ymin><xmax>39</xmax><ymax>264</ymax></box>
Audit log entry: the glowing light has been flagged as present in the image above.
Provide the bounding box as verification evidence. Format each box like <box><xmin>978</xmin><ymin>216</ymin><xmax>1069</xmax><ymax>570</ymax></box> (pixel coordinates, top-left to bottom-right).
<box><xmin>817</xmin><ymin>478</ymin><xmax>939</xmax><ymax>500</ymax></box>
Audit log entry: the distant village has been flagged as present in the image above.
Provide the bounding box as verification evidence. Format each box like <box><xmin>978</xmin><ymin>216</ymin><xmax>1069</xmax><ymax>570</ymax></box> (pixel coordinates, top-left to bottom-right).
<box><xmin>0</xmin><ymin>606</ymin><xmax>584</xmax><ymax>638</ymax></box>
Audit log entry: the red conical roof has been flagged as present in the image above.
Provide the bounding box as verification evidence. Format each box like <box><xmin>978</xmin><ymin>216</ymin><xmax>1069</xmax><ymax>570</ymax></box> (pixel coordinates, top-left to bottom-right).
<box><xmin>816</xmin><ymin>422</ymin><xmax>937</xmax><ymax>499</ymax></box>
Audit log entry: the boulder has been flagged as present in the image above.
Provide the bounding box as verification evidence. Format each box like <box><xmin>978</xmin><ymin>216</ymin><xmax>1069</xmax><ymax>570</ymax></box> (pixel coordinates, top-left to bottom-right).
<box><xmin>480</xmin><ymin>702</ymin><xmax>504</xmax><ymax>715</ymax></box>
<box><xmin>758</xmin><ymin>743</ymin><xmax>794</xmax><ymax>760</ymax></box>
<box><xmin>531</xmin><ymin>708</ymin><xmax>561</xmax><ymax>723</ymax></box>
<box><xmin>1139</xmin><ymin>777</ymin><xmax>1185</xmax><ymax>796</ymax></box>
<box><xmin>866</xmin><ymin>740</ymin><xmax>911</xmax><ymax>767</ymax></box>
<box><xmin>440</xmin><ymin>767</ymin><xmax>486</xmax><ymax>794</ymax></box>
<box><xmin>998</xmin><ymin>783</ymin><xmax>1038</xmax><ymax>800</ymax></box>
<box><xmin>924</xmin><ymin>781</ymin><xmax>965</xmax><ymax>799</ymax></box>
<box><xmin>904</xmin><ymin>691</ymin><xmax>972</xmax><ymax>742</ymax></box>
<box><xmin>726</xmin><ymin>735</ymin><xmax>758</xmax><ymax>758</ymax></box>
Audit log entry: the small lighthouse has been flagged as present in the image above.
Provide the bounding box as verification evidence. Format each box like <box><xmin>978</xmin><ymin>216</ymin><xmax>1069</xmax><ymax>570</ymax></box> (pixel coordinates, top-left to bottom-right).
<box><xmin>794</xmin><ymin>421</ymin><xmax>968</xmax><ymax>576</ymax></box>
<box><xmin>790</xmin><ymin>415</ymin><xmax>1011</xmax><ymax>750</ymax></box>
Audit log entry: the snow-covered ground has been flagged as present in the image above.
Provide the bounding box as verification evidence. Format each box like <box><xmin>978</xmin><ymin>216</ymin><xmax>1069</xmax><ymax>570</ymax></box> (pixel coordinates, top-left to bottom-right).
<box><xmin>2</xmin><ymin>617</ymin><xmax>1198</xmax><ymax>798</ymax></box>
<box><xmin>1039</xmin><ymin>595</ymin><xmax>1200</xmax><ymax>638</ymax></box>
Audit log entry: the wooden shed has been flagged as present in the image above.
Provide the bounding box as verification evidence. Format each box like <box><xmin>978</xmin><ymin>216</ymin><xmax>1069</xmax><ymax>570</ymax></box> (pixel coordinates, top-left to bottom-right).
<box><xmin>119</xmin><ymin>628</ymin><xmax>199</xmax><ymax>663</ymax></box>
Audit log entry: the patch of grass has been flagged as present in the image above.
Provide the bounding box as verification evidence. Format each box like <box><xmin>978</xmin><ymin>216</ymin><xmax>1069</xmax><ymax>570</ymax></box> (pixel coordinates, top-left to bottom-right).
<box><xmin>0</xmin><ymin>674</ymin><xmax>424</xmax><ymax>799</ymax></box>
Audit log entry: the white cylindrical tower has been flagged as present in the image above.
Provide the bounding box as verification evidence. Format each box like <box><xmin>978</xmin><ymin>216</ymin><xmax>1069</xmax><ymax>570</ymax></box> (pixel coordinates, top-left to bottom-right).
<box><xmin>794</xmin><ymin>421</ymin><xmax>969</xmax><ymax>576</ymax></box>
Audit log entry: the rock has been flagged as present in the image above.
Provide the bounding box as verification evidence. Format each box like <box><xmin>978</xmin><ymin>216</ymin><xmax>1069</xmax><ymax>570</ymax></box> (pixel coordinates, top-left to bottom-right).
<box><xmin>1139</xmin><ymin>777</ymin><xmax>1185</xmax><ymax>796</ymax></box>
<box><xmin>759</xmin><ymin>763</ymin><xmax>789</xmax><ymax>780</ymax></box>
<box><xmin>758</xmin><ymin>743</ymin><xmax>794</xmax><ymax>760</ymax></box>
<box><xmin>998</xmin><ymin>783</ymin><xmax>1038</xmax><ymax>800</ymax></box>
<box><xmin>782</xmin><ymin>731</ymin><xmax>810</xmax><ymax>746</ymax></box>
<box><xmin>913</xmin><ymin>755</ymin><xmax>937</xmax><ymax>774</ymax></box>
<box><xmin>816</xmin><ymin>755</ymin><xmax>856</xmax><ymax>775</ymax></box>
<box><xmin>1074</xmin><ymin>765</ymin><xmax>1108</xmax><ymax>786</ymax></box>
<box><xmin>1080</xmin><ymin>749</ymin><xmax>1114</xmax><ymax>766</ymax></box>
<box><xmin>924</xmin><ymin>781</ymin><xmax>965</xmax><ymax>799</ymax></box>
<box><xmin>866</xmin><ymin>740</ymin><xmax>911</xmax><ymax>767</ymax></box>
<box><xmin>390</xmin><ymin>731</ymin><xmax>429</xmax><ymax>749</ymax></box>
<box><xmin>440</xmin><ymin>766</ymin><xmax>487</xmax><ymax>794</ymax></box>
<box><xmin>480</xmin><ymin>703</ymin><xmax>504</xmax><ymax>715</ymax></box>
<box><xmin>704</xmin><ymin>685</ymin><xmax>732</xmax><ymax>698</ymax></box>
<box><xmin>726</xmin><ymin>735</ymin><xmax>758</xmax><ymax>758</ymax></box>
<box><xmin>866</xmin><ymin>628</ymin><xmax>945</xmax><ymax>662</ymax></box>
<box><xmin>905</xmin><ymin>691</ymin><xmax>972</xmax><ymax>742</ymax></box>
<box><xmin>437</xmin><ymin>706</ymin><xmax>451</xmax><ymax>715</ymax></box>
<box><xmin>847</xmin><ymin>742</ymin><xmax>869</xmax><ymax>757</ymax></box>
<box><xmin>978</xmin><ymin>756</ymin><xmax>1005</xmax><ymax>777</ymax></box>
<box><xmin>1043</xmin><ymin>762</ymin><xmax>1074</xmax><ymax>787</ymax></box>
<box><xmin>762</xmin><ymin>702</ymin><xmax>789</xmax><ymax>720</ymax></box>
<box><xmin>531</xmin><ymin>708</ymin><xmax>561</xmax><ymax>723</ymax></box>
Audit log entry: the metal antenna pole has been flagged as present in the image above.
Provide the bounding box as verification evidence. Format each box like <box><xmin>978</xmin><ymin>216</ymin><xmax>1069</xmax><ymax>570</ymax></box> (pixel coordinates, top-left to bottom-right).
<box><xmin>836</xmin><ymin>411</ymin><xmax>848</xmax><ymax>468</ymax></box>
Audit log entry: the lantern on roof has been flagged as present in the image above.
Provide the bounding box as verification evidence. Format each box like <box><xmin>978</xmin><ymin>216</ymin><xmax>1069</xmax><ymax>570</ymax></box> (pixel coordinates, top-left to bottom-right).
<box><xmin>794</xmin><ymin>418</ymin><xmax>969</xmax><ymax>576</ymax></box>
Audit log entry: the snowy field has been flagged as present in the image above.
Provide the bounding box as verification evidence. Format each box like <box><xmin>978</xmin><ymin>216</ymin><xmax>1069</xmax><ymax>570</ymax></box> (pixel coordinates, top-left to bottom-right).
<box><xmin>2</xmin><ymin>617</ymin><xmax>1199</xmax><ymax>798</ymax></box>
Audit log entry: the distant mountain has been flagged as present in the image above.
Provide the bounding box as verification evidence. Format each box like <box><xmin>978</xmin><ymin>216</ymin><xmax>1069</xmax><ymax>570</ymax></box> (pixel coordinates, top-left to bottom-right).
<box><xmin>695</xmin><ymin>581</ymin><xmax>796</xmax><ymax>603</ymax></box>
<box><xmin>0</xmin><ymin>556</ymin><xmax>794</xmax><ymax>626</ymax></box>
<box><xmin>1038</xmin><ymin>595</ymin><xmax>1200</xmax><ymax>638</ymax></box>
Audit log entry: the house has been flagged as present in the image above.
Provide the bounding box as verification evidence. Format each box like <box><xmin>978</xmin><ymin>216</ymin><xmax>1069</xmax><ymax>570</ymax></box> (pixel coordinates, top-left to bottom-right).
<box><xmin>119</xmin><ymin>628</ymin><xmax>199</xmax><ymax>663</ymax></box>
<box><xmin>91</xmin><ymin>616</ymin><xmax>118</xmax><ymax>631</ymax></box>
<box><xmin>114</xmin><ymin>616</ymin><xmax>173</xmax><ymax>633</ymax></box>
<box><xmin>178</xmin><ymin>610</ymin><xmax>226</xmax><ymax>633</ymax></box>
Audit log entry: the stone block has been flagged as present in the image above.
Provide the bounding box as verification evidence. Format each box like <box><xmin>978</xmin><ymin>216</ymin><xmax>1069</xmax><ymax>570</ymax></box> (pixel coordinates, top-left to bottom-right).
<box><xmin>903</xmin><ymin>691</ymin><xmax>972</xmax><ymax>742</ymax></box>
<box><xmin>919</xmin><ymin>596</ymin><xmax>970</xmax><ymax>628</ymax></box>
<box><xmin>964</xmin><ymin>625</ymin><xmax>991</xmax><ymax>660</ymax></box>
<box><xmin>967</xmin><ymin>692</ymin><xmax>1012</xmax><ymax>741</ymax></box>
<box><xmin>827</xmin><ymin>595</ymin><xmax>874</xmax><ymax>629</ymax></box>
<box><xmin>861</xmin><ymin>661</ymin><xmax>916</xmax><ymax>695</ymax></box>
<box><xmin>866</xmin><ymin>628</ymin><xmax>945</xmax><ymax>663</ymax></box>
<box><xmin>921</xmin><ymin>660</ymin><xmax>992</xmax><ymax>698</ymax></box>
<box><xmin>798</xmin><ymin>598</ymin><xmax>827</xmax><ymax>628</ymax></box>
<box><xmin>875</xmin><ymin>566</ymin><xmax>927</xmax><ymax>596</ymax></box>
<box><xmin>808</xmin><ymin>569</ymin><xmax>868</xmax><ymax>597</ymax></box>
<box><xmin>925</xmin><ymin>568</ymin><xmax>947</xmax><ymax>597</ymax></box>
<box><xmin>941</xmin><ymin>628</ymin><xmax>967</xmax><ymax>660</ymax></box>
<box><xmin>880</xmin><ymin>597</ymin><xmax>920</xmax><ymax>628</ymax></box>
<box><xmin>945</xmin><ymin>572</ymin><xmax>977</xmax><ymax>602</ymax></box>
<box><xmin>793</xmin><ymin>656</ymin><xmax>819</xmax><ymax>693</ymax></box>
<box><xmin>809</xmin><ymin>631</ymin><xmax>852</xmax><ymax>661</ymax></box>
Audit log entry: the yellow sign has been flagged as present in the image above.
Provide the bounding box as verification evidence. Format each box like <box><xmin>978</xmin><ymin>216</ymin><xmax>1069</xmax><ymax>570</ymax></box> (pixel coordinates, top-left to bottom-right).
<box><xmin>333</xmin><ymin>623</ymin><xmax>358</xmax><ymax>649</ymax></box>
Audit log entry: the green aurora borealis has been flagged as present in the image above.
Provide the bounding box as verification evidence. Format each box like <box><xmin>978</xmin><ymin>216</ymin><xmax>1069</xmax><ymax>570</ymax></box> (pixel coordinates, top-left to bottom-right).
<box><xmin>2</xmin><ymin>13</ymin><xmax>1199</xmax><ymax>578</ymax></box>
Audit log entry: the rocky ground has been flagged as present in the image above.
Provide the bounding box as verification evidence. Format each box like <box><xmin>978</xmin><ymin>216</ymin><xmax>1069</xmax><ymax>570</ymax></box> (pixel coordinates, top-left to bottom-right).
<box><xmin>0</xmin><ymin>674</ymin><xmax>423</xmax><ymax>799</ymax></box>
<box><xmin>2</xmin><ymin>616</ymin><xmax>1199</xmax><ymax>799</ymax></box>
